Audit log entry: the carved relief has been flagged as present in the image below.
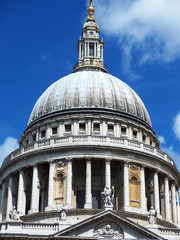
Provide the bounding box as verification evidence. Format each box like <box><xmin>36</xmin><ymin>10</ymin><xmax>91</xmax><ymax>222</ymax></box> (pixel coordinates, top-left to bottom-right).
<box><xmin>129</xmin><ymin>168</ymin><xmax>141</xmax><ymax>208</ymax></box>
<box><xmin>93</xmin><ymin>221</ymin><xmax>123</xmax><ymax>238</ymax></box>
<box><xmin>54</xmin><ymin>162</ymin><xmax>66</xmax><ymax>205</ymax></box>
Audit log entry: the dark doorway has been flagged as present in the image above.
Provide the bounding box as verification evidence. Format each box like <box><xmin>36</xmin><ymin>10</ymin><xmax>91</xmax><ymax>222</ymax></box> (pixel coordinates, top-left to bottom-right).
<box><xmin>92</xmin><ymin>190</ymin><xmax>101</xmax><ymax>209</ymax></box>
<box><xmin>76</xmin><ymin>190</ymin><xmax>85</xmax><ymax>209</ymax></box>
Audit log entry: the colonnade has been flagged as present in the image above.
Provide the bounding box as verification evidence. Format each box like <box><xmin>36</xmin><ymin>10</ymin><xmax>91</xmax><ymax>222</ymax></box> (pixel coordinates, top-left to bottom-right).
<box><xmin>0</xmin><ymin>159</ymin><xmax>179</xmax><ymax>226</ymax></box>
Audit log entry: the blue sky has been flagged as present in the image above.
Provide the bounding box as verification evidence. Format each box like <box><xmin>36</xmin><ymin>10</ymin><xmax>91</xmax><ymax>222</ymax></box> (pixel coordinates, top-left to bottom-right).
<box><xmin>0</xmin><ymin>0</ymin><xmax>180</xmax><ymax>170</ymax></box>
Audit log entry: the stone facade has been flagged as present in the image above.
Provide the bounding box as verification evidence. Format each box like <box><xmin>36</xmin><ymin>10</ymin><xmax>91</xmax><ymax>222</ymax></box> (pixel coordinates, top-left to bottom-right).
<box><xmin>0</xmin><ymin>1</ymin><xmax>179</xmax><ymax>239</ymax></box>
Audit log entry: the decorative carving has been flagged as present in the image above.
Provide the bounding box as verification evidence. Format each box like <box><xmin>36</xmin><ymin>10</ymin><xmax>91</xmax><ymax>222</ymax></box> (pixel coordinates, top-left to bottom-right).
<box><xmin>93</xmin><ymin>222</ymin><xmax>123</xmax><ymax>238</ymax></box>
<box><xmin>59</xmin><ymin>208</ymin><xmax>67</xmax><ymax>221</ymax></box>
<box><xmin>101</xmin><ymin>186</ymin><xmax>114</xmax><ymax>207</ymax></box>
<box><xmin>65</xmin><ymin>157</ymin><xmax>73</xmax><ymax>164</ymax></box>
<box><xmin>130</xmin><ymin>164</ymin><xmax>139</xmax><ymax>170</ymax></box>
<box><xmin>66</xmin><ymin>157</ymin><xmax>72</xmax><ymax>161</ymax></box>
<box><xmin>9</xmin><ymin>206</ymin><xmax>19</xmax><ymax>220</ymax></box>
<box><xmin>56</xmin><ymin>161</ymin><xmax>65</xmax><ymax>167</ymax></box>
<box><xmin>124</xmin><ymin>160</ymin><xmax>129</xmax><ymax>168</ymax></box>
<box><xmin>55</xmin><ymin>162</ymin><xmax>65</xmax><ymax>177</ymax></box>
<box><xmin>129</xmin><ymin>167</ymin><xmax>141</xmax><ymax>208</ymax></box>
<box><xmin>148</xmin><ymin>207</ymin><xmax>157</xmax><ymax>224</ymax></box>
<box><xmin>105</xmin><ymin>157</ymin><xmax>112</xmax><ymax>163</ymax></box>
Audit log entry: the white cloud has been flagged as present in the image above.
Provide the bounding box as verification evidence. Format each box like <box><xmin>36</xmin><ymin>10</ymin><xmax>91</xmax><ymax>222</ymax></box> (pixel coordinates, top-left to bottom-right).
<box><xmin>95</xmin><ymin>0</ymin><xmax>180</xmax><ymax>78</ymax></box>
<box><xmin>173</xmin><ymin>113</ymin><xmax>180</xmax><ymax>141</ymax></box>
<box><xmin>158</xmin><ymin>136</ymin><xmax>166</xmax><ymax>145</ymax></box>
<box><xmin>162</xmin><ymin>145</ymin><xmax>180</xmax><ymax>170</ymax></box>
<box><xmin>0</xmin><ymin>137</ymin><xmax>19</xmax><ymax>166</ymax></box>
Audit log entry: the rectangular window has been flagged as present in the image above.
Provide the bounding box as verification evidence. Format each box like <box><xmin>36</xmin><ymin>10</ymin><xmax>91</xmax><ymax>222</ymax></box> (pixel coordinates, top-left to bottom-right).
<box><xmin>65</xmin><ymin>124</ymin><xmax>71</xmax><ymax>132</ymax></box>
<box><xmin>108</xmin><ymin>124</ymin><xmax>114</xmax><ymax>133</ymax></box>
<box><xmin>133</xmin><ymin>130</ymin><xmax>137</xmax><ymax>139</ymax></box>
<box><xmin>79</xmin><ymin>123</ymin><xmax>86</xmax><ymax>132</ymax></box>
<box><xmin>32</xmin><ymin>134</ymin><xmax>36</xmax><ymax>142</ymax></box>
<box><xmin>89</xmin><ymin>43</ymin><xmax>94</xmax><ymax>56</ymax></box>
<box><xmin>93</xmin><ymin>123</ymin><xmax>100</xmax><ymax>131</ymax></box>
<box><xmin>52</xmin><ymin>127</ymin><xmax>57</xmax><ymax>135</ymax></box>
<box><xmin>121</xmin><ymin>126</ymin><xmax>127</xmax><ymax>135</ymax></box>
<box><xmin>143</xmin><ymin>135</ymin><xmax>146</xmax><ymax>142</ymax></box>
<box><xmin>41</xmin><ymin>130</ymin><xmax>46</xmax><ymax>138</ymax></box>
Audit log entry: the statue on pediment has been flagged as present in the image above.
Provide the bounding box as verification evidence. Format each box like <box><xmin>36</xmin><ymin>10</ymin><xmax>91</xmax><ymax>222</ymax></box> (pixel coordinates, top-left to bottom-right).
<box><xmin>9</xmin><ymin>206</ymin><xmax>19</xmax><ymax>220</ymax></box>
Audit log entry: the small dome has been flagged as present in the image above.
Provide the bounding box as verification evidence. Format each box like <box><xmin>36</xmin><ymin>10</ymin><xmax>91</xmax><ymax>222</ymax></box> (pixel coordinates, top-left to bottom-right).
<box><xmin>28</xmin><ymin>71</ymin><xmax>152</xmax><ymax>126</ymax></box>
<box><xmin>83</xmin><ymin>21</ymin><xmax>99</xmax><ymax>30</ymax></box>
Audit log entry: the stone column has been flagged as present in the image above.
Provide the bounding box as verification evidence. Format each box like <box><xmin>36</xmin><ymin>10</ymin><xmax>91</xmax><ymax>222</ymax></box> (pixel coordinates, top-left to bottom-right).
<box><xmin>116</xmin><ymin>123</ymin><xmax>120</xmax><ymax>137</ymax></box>
<box><xmin>59</xmin><ymin>122</ymin><xmax>63</xmax><ymax>137</ymax></box>
<box><xmin>164</xmin><ymin>177</ymin><xmax>170</xmax><ymax>221</ymax></box>
<box><xmin>0</xmin><ymin>182</ymin><xmax>5</xmax><ymax>221</ymax></box>
<box><xmin>139</xmin><ymin>130</ymin><xmax>143</xmax><ymax>142</ymax></box>
<box><xmin>140</xmin><ymin>166</ymin><xmax>146</xmax><ymax>211</ymax></box>
<box><xmin>46</xmin><ymin>162</ymin><xmax>55</xmax><ymax>210</ymax></box>
<box><xmin>84</xmin><ymin>158</ymin><xmax>92</xmax><ymax>209</ymax></box>
<box><xmin>124</xmin><ymin>162</ymin><xmax>129</xmax><ymax>209</ymax></box>
<box><xmin>128</xmin><ymin>126</ymin><xmax>133</xmax><ymax>139</ymax></box>
<box><xmin>87</xmin><ymin>120</ymin><xmax>91</xmax><ymax>135</ymax></box>
<box><xmin>87</xmin><ymin>42</ymin><xmax>89</xmax><ymax>56</ymax></box>
<box><xmin>101</xmin><ymin>45</ymin><xmax>103</xmax><ymax>60</ymax></box>
<box><xmin>65</xmin><ymin>158</ymin><xmax>73</xmax><ymax>208</ymax></box>
<box><xmin>153</xmin><ymin>171</ymin><xmax>160</xmax><ymax>214</ymax></box>
<box><xmin>105</xmin><ymin>158</ymin><xmax>111</xmax><ymax>189</ymax></box>
<box><xmin>28</xmin><ymin>165</ymin><xmax>39</xmax><ymax>214</ymax></box>
<box><xmin>6</xmin><ymin>176</ymin><xmax>13</xmax><ymax>219</ymax></box>
<box><xmin>73</xmin><ymin>121</ymin><xmax>78</xmax><ymax>135</ymax></box>
<box><xmin>79</xmin><ymin>43</ymin><xmax>82</xmax><ymax>59</ymax></box>
<box><xmin>171</xmin><ymin>183</ymin><xmax>177</xmax><ymax>224</ymax></box>
<box><xmin>46</xmin><ymin>125</ymin><xmax>51</xmax><ymax>138</ymax></box>
<box><xmin>102</xmin><ymin>121</ymin><xmax>106</xmax><ymax>136</ymax></box>
<box><xmin>176</xmin><ymin>191</ymin><xmax>180</xmax><ymax>227</ymax></box>
<box><xmin>17</xmin><ymin>170</ymin><xmax>26</xmax><ymax>215</ymax></box>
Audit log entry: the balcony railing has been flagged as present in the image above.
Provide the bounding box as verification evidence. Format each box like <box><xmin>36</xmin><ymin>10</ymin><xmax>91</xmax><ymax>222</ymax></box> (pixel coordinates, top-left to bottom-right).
<box><xmin>2</xmin><ymin>135</ymin><xmax>175</xmax><ymax>167</ymax></box>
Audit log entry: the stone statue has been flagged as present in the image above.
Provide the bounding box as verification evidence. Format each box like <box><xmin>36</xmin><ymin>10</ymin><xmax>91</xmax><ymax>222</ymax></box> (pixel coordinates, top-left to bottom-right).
<box><xmin>93</xmin><ymin>224</ymin><xmax>123</xmax><ymax>238</ymax></box>
<box><xmin>9</xmin><ymin>206</ymin><xmax>19</xmax><ymax>220</ymax></box>
<box><xmin>148</xmin><ymin>207</ymin><xmax>157</xmax><ymax>224</ymax></box>
<box><xmin>59</xmin><ymin>208</ymin><xmax>67</xmax><ymax>221</ymax></box>
<box><xmin>101</xmin><ymin>186</ymin><xmax>114</xmax><ymax>207</ymax></box>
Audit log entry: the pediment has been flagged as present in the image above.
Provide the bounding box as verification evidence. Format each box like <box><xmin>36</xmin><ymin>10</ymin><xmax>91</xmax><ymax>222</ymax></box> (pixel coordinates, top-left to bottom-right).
<box><xmin>54</xmin><ymin>210</ymin><xmax>165</xmax><ymax>239</ymax></box>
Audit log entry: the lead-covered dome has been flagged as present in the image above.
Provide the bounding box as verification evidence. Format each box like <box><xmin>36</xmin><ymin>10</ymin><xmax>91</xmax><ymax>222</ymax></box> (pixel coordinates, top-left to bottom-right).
<box><xmin>28</xmin><ymin>71</ymin><xmax>152</xmax><ymax>127</ymax></box>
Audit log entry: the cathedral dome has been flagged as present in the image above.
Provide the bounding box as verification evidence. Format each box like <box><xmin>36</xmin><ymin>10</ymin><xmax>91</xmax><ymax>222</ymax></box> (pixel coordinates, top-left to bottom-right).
<box><xmin>28</xmin><ymin>71</ymin><xmax>152</xmax><ymax>127</ymax></box>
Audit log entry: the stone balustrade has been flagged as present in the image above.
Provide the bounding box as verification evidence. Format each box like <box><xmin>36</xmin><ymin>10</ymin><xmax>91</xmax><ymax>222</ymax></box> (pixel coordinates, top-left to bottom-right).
<box><xmin>22</xmin><ymin>222</ymin><xmax>59</xmax><ymax>231</ymax></box>
<box><xmin>0</xmin><ymin>222</ymin><xmax>60</xmax><ymax>235</ymax></box>
<box><xmin>159</xmin><ymin>228</ymin><xmax>180</xmax><ymax>237</ymax></box>
<box><xmin>2</xmin><ymin>135</ymin><xmax>175</xmax><ymax>167</ymax></box>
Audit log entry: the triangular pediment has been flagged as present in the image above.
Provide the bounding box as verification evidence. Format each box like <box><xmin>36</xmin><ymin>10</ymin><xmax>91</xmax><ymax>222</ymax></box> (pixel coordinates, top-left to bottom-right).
<box><xmin>54</xmin><ymin>210</ymin><xmax>165</xmax><ymax>239</ymax></box>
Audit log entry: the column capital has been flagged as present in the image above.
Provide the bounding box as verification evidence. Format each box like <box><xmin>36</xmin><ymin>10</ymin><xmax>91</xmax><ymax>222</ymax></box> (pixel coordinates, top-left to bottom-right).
<box><xmin>31</xmin><ymin>163</ymin><xmax>38</xmax><ymax>168</ymax></box>
<box><xmin>85</xmin><ymin>156</ymin><xmax>92</xmax><ymax>162</ymax></box>
<box><xmin>66</xmin><ymin>157</ymin><xmax>73</xmax><ymax>163</ymax></box>
<box><xmin>164</xmin><ymin>176</ymin><xmax>169</xmax><ymax>182</ymax></box>
<box><xmin>154</xmin><ymin>170</ymin><xmax>159</xmax><ymax>175</ymax></box>
<box><xmin>124</xmin><ymin>160</ymin><xmax>130</xmax><ymax>168</ymax></box>
<box><xmin>105</xmin><ymin>157</ymin><xmax>112</xmax><ymax>164</ymax></box>
<box><xmin>17</xmin><ymin>167</ymin><xmax>23</xmax><ymax>173</ymax></box>
<box><xmin>140</xmin><ymin>165</ymin><xmax>145</xmax><ymax>171</ymax></box>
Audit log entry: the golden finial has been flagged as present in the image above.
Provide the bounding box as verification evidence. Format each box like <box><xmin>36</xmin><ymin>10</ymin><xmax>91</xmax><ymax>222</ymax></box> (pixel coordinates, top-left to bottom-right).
<box><xmin>87</xmin><ymin>0</ymin><xmax>95</xmax><ymax>22</ymax></box>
